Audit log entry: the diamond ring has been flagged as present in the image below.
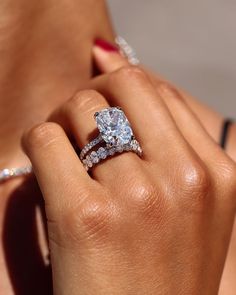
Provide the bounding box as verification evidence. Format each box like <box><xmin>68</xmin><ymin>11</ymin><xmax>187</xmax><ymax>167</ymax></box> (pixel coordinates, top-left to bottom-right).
<box><xmin>80</xmin><ymin>107</ymin><xmax>142</xmax><ymax>171</ymax></box>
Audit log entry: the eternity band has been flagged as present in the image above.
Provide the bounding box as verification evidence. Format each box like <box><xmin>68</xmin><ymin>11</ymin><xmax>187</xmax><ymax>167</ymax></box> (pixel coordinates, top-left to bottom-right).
<box><xmin>80</xmin><ymin>107</ymin><xmax>142</xmax><ymax>171</ymax></box>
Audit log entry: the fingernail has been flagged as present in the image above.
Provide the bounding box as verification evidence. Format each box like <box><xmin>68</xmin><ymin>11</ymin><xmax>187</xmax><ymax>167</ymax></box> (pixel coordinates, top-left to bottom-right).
<box><xmin>95</xmin><ymin>38</ymin><xmax>119</xmax><ymax>52</ymax></box>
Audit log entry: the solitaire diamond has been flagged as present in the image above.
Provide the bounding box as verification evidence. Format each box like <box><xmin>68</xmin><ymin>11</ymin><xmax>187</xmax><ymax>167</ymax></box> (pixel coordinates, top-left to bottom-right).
<box><xmin>80</xmin><ymin>106</ymin><xmax>142</xmax><ymax>171</ymax></box>
<box><xmin>95</xmin><ymin>107</ymin><xmax>133</xmax><ymax>147</ymax></box>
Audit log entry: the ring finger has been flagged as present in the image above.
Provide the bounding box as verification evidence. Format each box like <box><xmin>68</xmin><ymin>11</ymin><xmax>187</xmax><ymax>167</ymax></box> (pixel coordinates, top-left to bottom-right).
<box><xmin>90</xmin><ymin>65</ymin><xmax>194</xmax><ymax>167</ymax></box>
<box><xmin>49</xmin><ymin>90</ymin><xmax>143</xmax><ymax>185</ymax></box>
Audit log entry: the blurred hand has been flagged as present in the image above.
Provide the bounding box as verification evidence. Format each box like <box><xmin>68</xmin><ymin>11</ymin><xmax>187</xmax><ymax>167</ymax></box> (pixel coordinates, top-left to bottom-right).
<box><xmin>22</xmin><ymin>41</ymin><xmax>236</xmax><ymax>295</ymax></box>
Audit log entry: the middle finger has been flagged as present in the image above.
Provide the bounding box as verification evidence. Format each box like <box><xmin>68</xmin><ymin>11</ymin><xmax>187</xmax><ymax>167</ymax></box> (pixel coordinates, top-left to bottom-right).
<box><xmin>91</xmin><ymin>65</ymin><xmax>190</xmax><ymax>164</ymax></box>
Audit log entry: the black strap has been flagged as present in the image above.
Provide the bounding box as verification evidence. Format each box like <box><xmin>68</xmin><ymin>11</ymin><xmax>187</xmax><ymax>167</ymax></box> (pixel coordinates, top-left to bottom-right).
<box><xmin>220</xmin><ymin>119</ymin><xmax>233</xmax><ymax>149</ymax></box>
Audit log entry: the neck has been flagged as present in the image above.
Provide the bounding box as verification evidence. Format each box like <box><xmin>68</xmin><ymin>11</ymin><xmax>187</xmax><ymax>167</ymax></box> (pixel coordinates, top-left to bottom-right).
<box><xmin>0</xmin><ymin>0</ymin><xmax>114</xmax><ymax>167</ymax></box>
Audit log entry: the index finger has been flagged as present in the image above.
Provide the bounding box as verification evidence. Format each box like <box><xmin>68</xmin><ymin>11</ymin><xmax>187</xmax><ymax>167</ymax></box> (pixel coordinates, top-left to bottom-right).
<box><xmin>22</xmin><ymin>122</ymin><xmax>92</xmax><ymax>209</ymax></box>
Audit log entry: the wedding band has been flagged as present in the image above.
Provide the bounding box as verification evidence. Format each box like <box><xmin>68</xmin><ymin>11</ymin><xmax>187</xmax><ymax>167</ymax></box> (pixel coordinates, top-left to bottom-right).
<box><xmin>80</xmin><ymin>107</ymin><xmax>142</xmax><ymax>171</ymax></box>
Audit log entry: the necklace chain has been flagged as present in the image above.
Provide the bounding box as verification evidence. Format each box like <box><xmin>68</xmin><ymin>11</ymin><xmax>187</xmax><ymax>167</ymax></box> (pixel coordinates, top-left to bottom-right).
<box><xmin>0</xmin><ymin>166</ymin><xmax>33</xmax><ymax>183</ymax></box>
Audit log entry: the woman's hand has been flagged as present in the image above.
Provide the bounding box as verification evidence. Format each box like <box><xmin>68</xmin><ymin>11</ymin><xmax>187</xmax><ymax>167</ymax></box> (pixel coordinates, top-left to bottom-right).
<box><xmin>22</xmin><ymin>43</ymin><xmax>236</xmax><ymax>295</ymax></box>
<box><xmin>93</xmin><ymin>39</ymin><xmax>225</xmax><ymax>150</ymax></box>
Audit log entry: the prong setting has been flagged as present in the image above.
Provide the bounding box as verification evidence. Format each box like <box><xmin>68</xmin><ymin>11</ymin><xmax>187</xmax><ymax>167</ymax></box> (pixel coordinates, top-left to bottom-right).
<box><xmin>94</xmin><ymin>112</ymin><xmax>99</xmax><ymax>119</ymax></box>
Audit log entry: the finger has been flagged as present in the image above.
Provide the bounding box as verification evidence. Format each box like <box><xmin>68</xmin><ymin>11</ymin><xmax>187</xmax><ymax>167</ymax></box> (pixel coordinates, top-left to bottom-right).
<box><xmin>156</xmin><ymin>84</ymin><xmax>236</xmax><ymax>208</ymax></box>
<box><xmin>91</xmin><ymin>57</ymin><xmax>196</xmax><ymax>165</ymax></box>
<box><xmin>49</xmin><ymin>90</ymin><xmax>109</xmax><ymax>149</ymax></box>
<box><xmin>22</xmin><ymin>122</ymin><xmax>92</xmax><ymax>209</ymax></box>
<box><xmin>94</xmin><ymin>39</ymin><xmax>223</xmax><ymax>148</ymax></box>
<box><xmin>145</xmin><ymin>68</ymin><xmax>223</xmax><ymax>142</ymax></box>
<box><xmin>145</xmin><ymin>69</ymin><xmax>230</xmax><ymax>171</ymax></box>
<box><xmin>49</xmin><ymin>90</ymin><xmax>143</xmax><ymax>185</ymax></box>
<box><xmin>93</xmin><ymin>43</ymin><xmax>226</xmax><ymax>166</ymax></box>
<box><xmin>93</xmin><ymin>41</ymin><xmax>236</xmax><ymax>204</ymax></box>
<box><xmin>94</xmin><ymin>39</ymin><xmax>129</xmax><ymax>73</ymax></box>
<box><xmin>155</xmin><ymin>83</ymin><xmax>227</xmax><ymax>167</ymax></box>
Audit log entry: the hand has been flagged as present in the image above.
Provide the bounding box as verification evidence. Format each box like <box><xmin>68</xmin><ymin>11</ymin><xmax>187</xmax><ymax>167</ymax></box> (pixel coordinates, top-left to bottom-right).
<box><xmin>93</xmin><ymin>42</ymin><xmax>236</xmax><ymax>295</ymax></box>
<box><xmin>22</xmin><ymin>42</ymin><xmax>236</xmax><ymax>295</ymax></box>
<box><xmin>93</xmin><ymin>40</ymin><xmax>226</xmax><ymax>151</ymax></box>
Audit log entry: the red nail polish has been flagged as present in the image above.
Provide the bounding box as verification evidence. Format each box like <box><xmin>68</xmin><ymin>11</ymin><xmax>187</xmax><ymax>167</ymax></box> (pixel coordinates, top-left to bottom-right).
<box><xmin>95</xmin><ymin>39</ymin><xmax>119</xmax><ymax>52</ymax></box>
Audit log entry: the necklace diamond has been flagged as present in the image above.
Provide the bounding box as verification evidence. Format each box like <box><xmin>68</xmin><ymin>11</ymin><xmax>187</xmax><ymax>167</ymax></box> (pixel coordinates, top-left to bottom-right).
<box><xmin>0</xmin><ymin>166</ymin><xmax>33</xmax><ymax>183</ymax></box>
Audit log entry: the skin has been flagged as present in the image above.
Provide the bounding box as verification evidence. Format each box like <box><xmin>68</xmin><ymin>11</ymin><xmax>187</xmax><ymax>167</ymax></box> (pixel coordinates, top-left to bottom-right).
<box><xmin>23</xmin><ymin>49</ymin><xmax>236</xmax><ymax>294</ymax></box>
<box><xmin>0</xmin><ymin>0</ymin><xmax>114</xmax><ymax>169</ymax></box>
<box><xmin>92</xmin><ymin>48</ymin><xmax>236</xmax><ymax>295</ymax></box>
<box><xmin>0</xmin><ymin>0</ymin><xmax>235</xmax><ymax>294</ymax></box>
<box><xmin>0</xmin><ymin>0</ymin><xmax>114</xmax><ymax>293</ymax></box>
<box><xmin>93</xmin><ymin>45</ymin><xmax>236</xmax><ymax>295</ymax></box>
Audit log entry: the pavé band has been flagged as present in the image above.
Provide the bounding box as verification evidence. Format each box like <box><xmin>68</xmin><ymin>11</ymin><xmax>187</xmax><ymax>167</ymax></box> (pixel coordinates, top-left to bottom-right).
<box><xmin>82</xmin><ymin>139</ymin><xmax>142</xmax><ymax>171</ymax></box>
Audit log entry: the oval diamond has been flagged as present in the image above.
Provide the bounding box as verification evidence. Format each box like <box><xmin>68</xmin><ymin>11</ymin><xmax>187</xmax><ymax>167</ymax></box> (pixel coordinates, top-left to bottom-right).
<box><xmin>95</xmin><ymin>107</ymin><xmax>133</xmax><ymax>146</ymax></box>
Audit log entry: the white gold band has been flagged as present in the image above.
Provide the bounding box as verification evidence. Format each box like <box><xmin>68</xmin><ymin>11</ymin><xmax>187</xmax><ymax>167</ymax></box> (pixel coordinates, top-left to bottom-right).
<box><xmin>82</xmin><ymin>139</ymin><xmax>142</xmax><ymax>171</ymax></box>
<box><xmin>79</xmin><ymin>134</ymin><xmax>103</xmax><ymax>160</ymax></box>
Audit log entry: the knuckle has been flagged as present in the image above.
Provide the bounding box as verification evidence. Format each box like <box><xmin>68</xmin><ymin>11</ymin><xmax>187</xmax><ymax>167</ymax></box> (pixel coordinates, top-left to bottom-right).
<box><xmin>110</xmin><ymin>65</ymin><xmax>148</xmax><ymax>85</ymax></box>
<box><xmin>181</xmin><ymin>162</ymin><xmax>210</xmax><ymax>195</ymax></box>
<box><xmin>68</xmin><ymin>90</ymin><xmax>105</xmax><ymax>115</ymax></box>
<box><xmin>62</xmin><ymin>197</ymin><xmax>119</xmax><ymax>243</ymax></box>
<box><xmin>176</xmin><ymin>161</ymin><xmax>211</xmax><ymax>211</ymax></box>
<box><xmin>127</xmin><ymin>178</ymin><xmax>163</xmax><ymax>220</ymax></box>
<box><xmin>24</xmin><ymin>122</ymin><xmax>63</xmax><ymax>149</ymax></box>
<box><xmin>156</xmin><ymin>81</ymin><xmax>183</xmax><ymax>100</ymax></box>
<box><xmin>156</xmin><ymin>81</ymin><xmax>171</xmax><ymax>92</ymax></box>
<box><xmin>79</xmin><ymin>200</ymin><xmax>113</xmax><ymax>234</ymax></box>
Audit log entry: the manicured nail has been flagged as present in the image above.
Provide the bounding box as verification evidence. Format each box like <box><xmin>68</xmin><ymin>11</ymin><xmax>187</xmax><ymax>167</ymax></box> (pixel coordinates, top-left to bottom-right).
<box><xmin>95</xmin><ymin>39</ymin><xmax>119</xmax><ymax>52</ymax></box>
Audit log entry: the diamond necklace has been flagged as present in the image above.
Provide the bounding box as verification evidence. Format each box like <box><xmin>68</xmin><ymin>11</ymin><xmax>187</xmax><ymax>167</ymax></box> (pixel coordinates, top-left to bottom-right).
<box><xmin>0</xmin><ymin>166</ymin><xmax>33</xmax><ymax>183</ymax></box>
